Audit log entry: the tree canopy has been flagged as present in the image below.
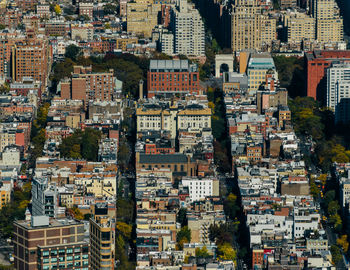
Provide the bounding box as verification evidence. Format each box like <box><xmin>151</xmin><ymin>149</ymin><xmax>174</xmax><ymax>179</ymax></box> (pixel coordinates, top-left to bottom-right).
<box><xmin>59</xmin><ymin>128</ymin><xmax>101</xmax><ymax>161</ymax></box>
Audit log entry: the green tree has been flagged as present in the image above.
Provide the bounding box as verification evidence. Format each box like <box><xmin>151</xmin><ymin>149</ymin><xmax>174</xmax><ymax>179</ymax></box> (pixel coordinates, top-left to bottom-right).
<box><xmin>195</xmin><ymin>246</ymin><xmax>211</xmax><ymax>258</ymax></box>
<box><xmin>65</xmin><ymin>45</ymin><xmax>82</xmax><ymax>61</ymax></box>
<box><xmin>118</xmin><ymin>138</ymin><xmax>131</xmax><ymax>171</ymax></box>
<box><xmin>103</xmin><ymin>4</ymin><xmax>117</xmax><ymax>14</ymax></box>
<box><xmin>59</xmin><ymin>129</ymin><xmax>101</xmax><ymax>161</ymax></box>
<box><xmin>176</xmin><ymin>226</ymin><xmax>191</xmax><ymax>250</ymax></box>
<box><xmin>78</xmin><ymin>14</ymin><xmax>90</xmax><ymax>21</ymax></box>
<box><xmin>330</xmin><ymin>244</ymin><xmax>342</xmax><ymax>265</ymax></box>
<box><xmin>328</xmin><ymin>200</ymin><xmax>340</xmax><ymax>216</ymax></box>
<box><xmin>177</xmin><ymin>207</ymin><xmax>187</xmax><ymax>227</ymax></box>
<box><xmin>224</xmin><ymin>193</ymin><xmax>240</xmax><ymax>220</ymax></box>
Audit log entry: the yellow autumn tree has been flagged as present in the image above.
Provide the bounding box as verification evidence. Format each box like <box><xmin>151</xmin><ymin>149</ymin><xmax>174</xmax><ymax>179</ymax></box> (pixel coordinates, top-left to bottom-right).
<box><xmin>337</xmin><ymin>235</ymin><xmax>349</xmax><ymax>253</ymax></box>
<box><xmin>218</xmin><ymin>243</ymin><xmax>237</xmax><ymax>261</ymax></box>
<box><xmin>116</xmin><ymin>222</ymin><xmax>132</xmax><ymax>239</ymax></box>
<box><xmin>54</xmin><ymin>4</ymin><xmax>61</xmax><ymax>15</ymax></box>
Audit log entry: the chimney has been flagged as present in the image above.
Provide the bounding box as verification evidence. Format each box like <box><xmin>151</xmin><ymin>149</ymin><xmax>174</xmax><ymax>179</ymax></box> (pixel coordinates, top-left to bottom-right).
<box><xmin>139</xmin><ymin>79</ymin><xmax>144</xmax><ymax>100</ymax></box>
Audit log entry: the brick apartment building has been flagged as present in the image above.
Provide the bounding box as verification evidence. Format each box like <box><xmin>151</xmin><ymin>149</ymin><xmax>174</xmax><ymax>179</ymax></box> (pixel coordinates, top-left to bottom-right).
<box><xmin>11</xmin><ymin>34</ymin><xmax>52</xmax><ymax>98</ymax></box>
<box><xmin>59</xmin><ymin>66</ymin><xmax>116</xmax><ymax>104</ymax></box>
<box><xmin>15</xmin><ymin>0</ymin><xmax>36</xmax><ymax>12</ymax></box>
<box><xmin>305</xmin><ymin>50</ymin><xmax>350</xmax><ymax>101</ymax></box>
<box><xmin>79</xmin><ymin>2</ymin><xmax>94</xmax><ymax>19</ymax></box>
<box><xmin>13</xmin><ymin>216</ymin><xmax>89</xmax><ymax>270</ymax></box>
<box><xmin>147</xmin><ymin>60</ymin><xmax>200</xmax><ymax>98</ymax></box>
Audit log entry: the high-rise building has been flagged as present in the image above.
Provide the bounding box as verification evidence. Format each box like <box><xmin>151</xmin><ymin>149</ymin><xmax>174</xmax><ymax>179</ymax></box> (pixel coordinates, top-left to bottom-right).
<box><xmin>313</xmin><ymin>0</ymin><xmax>343</xmax><ymax>43</ymax></box>
<box><xmin>147</xmin><ymin>59</ymin><xmax>200</xmax><ymax>97</ymax></box>
<box><xmin>127</xmin><ymin>0</ymin><xmax>161</xmax><ymax>38</ymax></box>
<box><xmin>326</xmin><ymin>63</ymin><xmax>350</xmax><ymax>111</ymax></box>
<box><xmin>305</xmin><ymin>50</ymin><xmax>350</xmax><ymax>100</ymax></box>
<box><xmin>11</xmin><ymin>35</ymin><xmax>52</xmax><ymax>98</ymax></box>
<box><xmin>13</xmin><ymin>216</ymin><xmax>89</xmax><ymax>270</ymax></box>
<box><xmin>172</xmin><ymin>0</ymin><xmax>205</xmax><ymax>57</ymax></box>
<box><xmin>260</xmin><ymin>15</ymin><xmax>277</xmax><ymax>50</ymax></box>
<box><xmin>90</xmin><ymin>203</ymin><xmax>115</xmax><ymax>270</ymax></box>
<box><xmin>284</xmin><ymin>12</ymin><xmax>315</xmax><ymax>43</ymax></box>
<box><xmin>31</xmin><ymin>177</ymin><xmax>59</xmax><ymax>218</ymax></box>
<box><xmin>231</xmin><ymin>0</ymin><xmax>276</xmax><ymax>52</ymax></box>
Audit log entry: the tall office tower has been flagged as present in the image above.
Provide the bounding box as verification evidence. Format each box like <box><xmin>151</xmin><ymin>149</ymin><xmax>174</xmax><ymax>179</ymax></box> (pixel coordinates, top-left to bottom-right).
<box><xmin>326</xmin><ymin>63</ymin><xmax>350</xmax><ymax>111</ymax></box>
<box><xmin>231</xmin><ymin>0</ymin><xmax>276</xmax><ymax>52</ymax></box>
<box><xmin>31</xmin><ymin>177</ymin><xmax>59</xmax><ymax>218</ymax></box>
<box><xmin>13</xmin><ymin>216</ymin><xmax>89</xmax><ymax>270</ymax></box>
<box><xmin>313</xmin><ymin>0</ymin><xmax>343</xmax><ymax>43</ymax></box>
<box><xmin>172</xmin><ymin>0</ymin><xmax>205</xmax><ymax>57</ymax></box>
<box><xmin>90</xmin><ymin>203</ymin><xmax>115</xmax><ymax>270</ymax></box>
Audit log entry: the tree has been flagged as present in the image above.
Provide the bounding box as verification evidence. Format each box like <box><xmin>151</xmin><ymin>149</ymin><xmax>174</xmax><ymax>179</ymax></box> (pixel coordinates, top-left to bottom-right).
<box><xmin>54</xmin><ymin>4</ymin><xmax>62</xmax><ymax>15</ymax></box>
<box><xmin>65</xmin><ymin>45</ymin><xmax>82</xmax><ymax>61</ymax></box>
<box><xmin>69</xmin><ymin>207</ymin><xmax>84</xmax><ymax>220</ymax></box>
<box><xmin>59</xmin><ymin>129</ymin><xmax>101</xmax><ymax>161</ymax></box>
<box><xmin>0</xmin><ymin>83</ymin><xmax>10</xmax><ymax>93</ymax></box>
<box><xmin>177</xmin><ymin>207</ymin><xmax>187</xmax><ymax>227</ymax></box>
<box><xmin>176</xmin><ymin>226</ymin><xmax>191</xmax><ymax>250</ymax></box>
<box><xmin>324</xmin><ymin>190</ymin><xmax>336</xmax><ymax>208</ymax></box>
<box><xmin>224</xmin><ymin>193</ymin><xmax>240</xmax><ymax>220</ymax></box>
<box><xmin>217</xmin><ymin>243</ymin><xmax>237</xmax><ymax>261</ymax></box>
<box><xmin>116</xmin><ymin>222</ymin><xmax>132</xmax><ymax>240</ymax></box>
<box><xmin>195</xmin><ymin>246</ymin><xmax>211</xmax><ymax>258</ymax></box>
<box><xmin>331</xmin><ymin>245</ymin><xmax>342</xmax><ymax>264</ymax></box>
<box><xmin>328</xmin><ymin>200</ymin><xmax>340</xmax><ymax>216</ymax></box>
<box><xmin>117</xmin><ymin>198</ymin><xmax>134</xmax><ymax>223</ymax></box>
<box><xmin>63</xmin><ymin>6</ymin><xmax>74</xmax><ymax>15</ymax></box>
<box><xmin>78</xmin><ymin>14</ymin><xmax>90</xmax><ymax>21</ymax></box>
<box><xmin>337</xmin><ymin>235</ymin><xmax>349</xmax><ymax>253</ymax></box>
<box><xmin>118</xmin><ymin>138</ymin><xmax>131</xmax><ymax>171</ymax></box>
<box><xmin>0</xmin><ymin>24</ymin><xmax>5</xmax><ymax>30</ymax></box>
<box><xmin>103</xmin><ymin>4</ymin><xmax>117</xmax><ymax>14</ymax></box>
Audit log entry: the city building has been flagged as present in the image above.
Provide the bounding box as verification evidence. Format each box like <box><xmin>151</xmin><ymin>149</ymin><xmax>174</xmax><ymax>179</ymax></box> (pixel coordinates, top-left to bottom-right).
<box><xmin>90</xmin><ymin>203</ymin><xmax>115</xmax><ymax>270</ymax></box>
<box><xmin>280</xmin><ymin>0</ymin><xmax>297</xmax><ymax>9</ymax></box>
<box><xmin>13</xmin><ymin>216</ymin><xmax>89</xmax><ymax>270</ymax></box>
<box><xmin>284</xmin><ymin>12</ymin><xmax>315</xmax><ymax>44</ymax></box>
<box><xmin>172</xmin><ymin>0</ymin><xmax>205</xmax><ymax>57</ymax></box>
<box><xmin>231</xmin><ymin>0</ymin><xmax>276</xmax><ymax>52</ymax></box>
<box><xmin>181</xmin><ymin>177</ymin><xmax>219</xmax><ymax>202</ymax></box>
<box><xmin>11</xmin><ymin>36</ymin><xmax>52</xmax><ymax>98</ymax></box>
<box><xmin>147</xmin><ymin>60</ymin><xmax>200</xmax><ymax>97</ymax></box>
<box><xmin>127</xmin><ymin>0</ymin><xmax>161</xmax><ymax>38</ymax></box>
<box><xmin>313</xmin><ymin>0</ymin><xmax>343</xmax><ymax>43</ymax></box>
<box><xmin>71</xmin><ymin>23</ymin><xmax>94</xmax><ymax>41</ymax></box>
<box><xmin>31</xmin><ymin>177</ymin><xmax>59</xmax><ymax>218</ymax></box>
<box><xmin>326</xmin><ymin>63</ymin><xmax>350</xmax><ymax>111</ymax></box>
<box><xmin>247</xmin><ymin>53</ymin><xmax>277</xmax><ymax>94</ymax></box>
<box><xmin>305</xmin><ymin>50</ymin><xmax>350</xmax><ymax>100</ymax></box>
<box><xmin>59</xmin><ymin>66</ymin><xmax>118</xmax><ymax>105</ymax></box>
<box><xmin>79</xmin><ymin>2</ymin><xmax>94</xmax><ymax>19</ymax></box>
